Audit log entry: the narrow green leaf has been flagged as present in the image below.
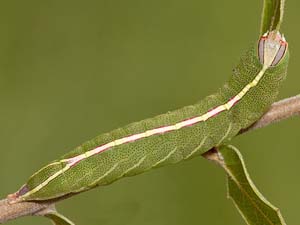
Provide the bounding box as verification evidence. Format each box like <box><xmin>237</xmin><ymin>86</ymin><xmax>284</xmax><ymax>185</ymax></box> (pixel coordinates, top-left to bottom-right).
<box><xmin>44</xmin><ymin>211</ymin><xmax>75</xmax><ymax>225</ymax></box>
<box><xmin>203</xmin><ymin>146</ymin><xmax>286</xmax><ymax>225</ymax></box>
<box><xmin>37</xmin><ymin>206</ymin><xmax>75</xmax><ymax>225</ymax></box>
<box><xmin>261</xmin><ymin>0</ymin><xmax>286</xmax><ymax>34</ymax></box>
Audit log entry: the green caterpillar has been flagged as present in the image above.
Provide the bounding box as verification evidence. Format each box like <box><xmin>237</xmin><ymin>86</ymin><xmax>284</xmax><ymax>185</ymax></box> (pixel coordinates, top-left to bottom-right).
<box><xmin>9</xmin><ymin>31</ymin><xmax>289</xmax><ymax>202</ymax></box>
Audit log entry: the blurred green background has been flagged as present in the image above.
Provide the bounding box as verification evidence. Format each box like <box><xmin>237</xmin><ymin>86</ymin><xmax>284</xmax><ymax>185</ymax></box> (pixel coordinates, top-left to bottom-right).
<box><xmin>0</xmin><ymin>1</ymin><xmax>299</xmax><ymax>225</ymax></box>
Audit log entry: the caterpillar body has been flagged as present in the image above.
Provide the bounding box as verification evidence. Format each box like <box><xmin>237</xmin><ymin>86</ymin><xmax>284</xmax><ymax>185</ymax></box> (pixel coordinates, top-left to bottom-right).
<box><xmin>10</xmin><ymin>31</ymin><xmax>289</xmax><ymax>202</ymax></box>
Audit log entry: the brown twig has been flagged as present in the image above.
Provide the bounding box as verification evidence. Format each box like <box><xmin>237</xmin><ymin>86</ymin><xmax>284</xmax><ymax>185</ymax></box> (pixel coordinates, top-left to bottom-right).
<box><xmin>0</xmin><ymin>95</ymin><xmax>300</xmax><ymax>224</ymax></box>
<box><xmin>239</xmin><ymin>95</ymin><xmax>300</xmax><ymax>134</ymax></box>
<box><xmin>0</xmin><ymin>198</ymin><xmax>52</xmax><ymax>223</ymax></box>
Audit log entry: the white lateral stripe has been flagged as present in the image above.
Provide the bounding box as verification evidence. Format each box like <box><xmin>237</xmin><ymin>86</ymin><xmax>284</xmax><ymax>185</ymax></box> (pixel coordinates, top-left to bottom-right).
<box><xmin>217</xmin><ymin>123</ymin><xmax>233</xmax><ymax>146</ymax></box>
<box><xmin>152</xmin><ymin>147</ymin><xmax>177</xmax><ymax>168</ymax></box>
<box><xmin>90</xmin><ymin>163</ymin><xmax>119</xmax><ymax>186</ymax></box>
<box><xmin>177</xmin><ymin>117</ymin><xmax>201</xmax><ymax>128</ymax></box>
<box><xmin>185</xmin><ymin>136</ymin><xmax>208</xmax><ymax>159</ymax></box>
<box><xmin>119</xmin><ymin>155</ymin><xmax>147</xmax><ymax>177</ymax></box>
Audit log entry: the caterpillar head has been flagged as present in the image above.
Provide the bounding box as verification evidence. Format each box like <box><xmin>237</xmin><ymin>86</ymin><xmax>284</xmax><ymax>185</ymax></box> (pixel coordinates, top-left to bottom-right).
<box><xmin>258</xmin><ymin>31</ymin><xmax>288</xmax><ymax>68</ymax></box>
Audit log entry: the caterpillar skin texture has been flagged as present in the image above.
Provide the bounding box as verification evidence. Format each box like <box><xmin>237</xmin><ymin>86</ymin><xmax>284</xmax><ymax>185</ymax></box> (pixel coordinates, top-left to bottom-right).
<box><xmin>12</xmin><ymin>31</ymin><xmax>289</xmax><ymax>201</ymax></box>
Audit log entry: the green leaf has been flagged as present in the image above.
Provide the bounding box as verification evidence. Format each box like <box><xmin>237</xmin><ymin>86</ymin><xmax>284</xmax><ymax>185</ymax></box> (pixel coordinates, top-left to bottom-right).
<box><xmin>203</xmin><ymin>146</ymin><xmax>286</xmax><ymax>225</ymax></box>
<box><xmin>44</xmin><ymin>211</ymin><xmax>75</xmax><ymax>225</ymax></box>
<box><xmin>36</xmin><ymin>205</ymin><xmax>75</xmax><ymax>225</ymax></box>
<box><xmin>261</xmin><ymin>0</ymin><xmax>286</xmax><ymax>34</ymax></box>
